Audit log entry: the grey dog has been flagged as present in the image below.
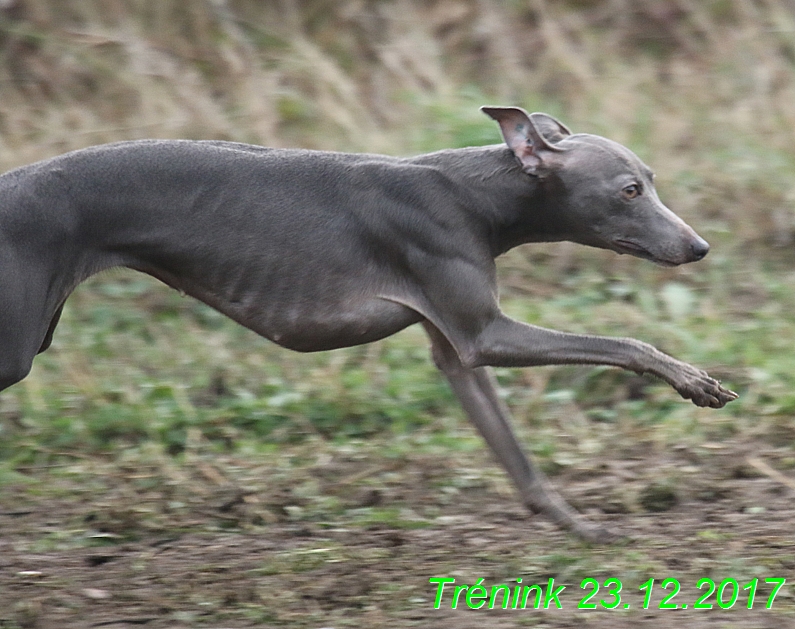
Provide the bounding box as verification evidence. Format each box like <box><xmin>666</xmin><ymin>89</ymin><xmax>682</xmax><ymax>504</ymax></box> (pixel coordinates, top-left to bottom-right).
<box><xmin>0</xmin><ymin>106</ymin><xmax>736</xmax><ymax>541</ymax></box>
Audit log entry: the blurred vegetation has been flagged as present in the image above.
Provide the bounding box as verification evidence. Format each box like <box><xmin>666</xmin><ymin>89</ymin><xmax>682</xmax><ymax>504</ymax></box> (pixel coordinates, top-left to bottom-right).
<box><xmin>1</xmin><ymin>0</ymin><xmax>795</xmax><ymax>472</ymax></box>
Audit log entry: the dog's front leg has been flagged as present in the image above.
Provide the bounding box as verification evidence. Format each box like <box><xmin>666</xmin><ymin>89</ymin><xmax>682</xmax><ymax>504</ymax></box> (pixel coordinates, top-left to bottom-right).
<box><xmin>467</xmin><ymin>314</ymin><xmax>738</xmax><ymax>408</ymax></box>
<box><xmin>424</xmin><ymin>322</ymin><xmax>618</xmax><ymax>543</ymax></box>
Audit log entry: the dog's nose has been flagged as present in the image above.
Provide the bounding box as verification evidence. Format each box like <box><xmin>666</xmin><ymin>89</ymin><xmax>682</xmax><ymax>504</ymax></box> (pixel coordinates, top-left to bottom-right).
<box><xmin>691</xmin><ymin>237</ymin><xmax>710</xmax><ymax>261</ymax></box>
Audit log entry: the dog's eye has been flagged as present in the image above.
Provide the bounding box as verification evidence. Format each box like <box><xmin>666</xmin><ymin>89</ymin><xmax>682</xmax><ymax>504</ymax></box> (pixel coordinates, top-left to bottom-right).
<box><xmin>622</xmin><ymin>184</ymin><xmax>641</xmax><ymax>199</ymax></box>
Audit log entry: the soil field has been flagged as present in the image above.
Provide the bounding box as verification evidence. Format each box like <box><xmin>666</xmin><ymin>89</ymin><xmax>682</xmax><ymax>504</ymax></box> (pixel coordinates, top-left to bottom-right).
<box><xmin>2</xmin><ymin>430</ymin><xmax>794</xmax><ymax>628</ymax></box>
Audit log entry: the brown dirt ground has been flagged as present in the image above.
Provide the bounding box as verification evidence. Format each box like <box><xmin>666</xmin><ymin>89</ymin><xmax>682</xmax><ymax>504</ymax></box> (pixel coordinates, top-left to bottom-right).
<box><xmin>1</xmin><ymin>436</ymin><xmax>795</xmax><ymax>628</ymax></box>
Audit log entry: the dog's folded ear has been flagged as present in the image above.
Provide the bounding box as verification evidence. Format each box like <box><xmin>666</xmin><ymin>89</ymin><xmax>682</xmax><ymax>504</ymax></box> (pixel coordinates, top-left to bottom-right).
<box><xmin>481</xmin><ymin>106</ymin><xmax>566</xmax><ymax>176</ymax></box>
<box><xmin>529</xmin><ymin>113</ymin><xmax>571</xmax><ymax>145</ymax></box>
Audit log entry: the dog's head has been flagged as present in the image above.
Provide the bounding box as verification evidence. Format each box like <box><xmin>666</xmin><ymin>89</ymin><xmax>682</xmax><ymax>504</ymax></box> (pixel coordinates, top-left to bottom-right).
<box><xmin>481</xmin><ymin>106</ymin><xmax>709</xmax><ymax>266</ymax></box>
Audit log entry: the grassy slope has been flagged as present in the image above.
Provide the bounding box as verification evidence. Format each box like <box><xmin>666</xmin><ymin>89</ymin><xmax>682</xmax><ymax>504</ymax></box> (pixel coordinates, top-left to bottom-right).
<box><xmin>0</xmin><ymin>0</ymin><xmax>793</xmax><ymax>459</ymax></box>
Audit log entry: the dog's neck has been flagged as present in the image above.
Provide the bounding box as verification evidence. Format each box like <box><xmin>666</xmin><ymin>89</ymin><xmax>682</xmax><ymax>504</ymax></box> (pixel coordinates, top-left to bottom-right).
<box><xmin>410</xmin><ymin>145</ymin><xmax>570</xmax><ymax>257</ymax></box>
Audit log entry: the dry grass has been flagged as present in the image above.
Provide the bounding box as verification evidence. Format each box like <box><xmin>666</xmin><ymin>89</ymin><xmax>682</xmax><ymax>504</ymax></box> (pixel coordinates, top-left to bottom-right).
<box><xmin>1</xmin><ymin>0</ymin><xmax>794</xmax><ymax>257</ymax></box>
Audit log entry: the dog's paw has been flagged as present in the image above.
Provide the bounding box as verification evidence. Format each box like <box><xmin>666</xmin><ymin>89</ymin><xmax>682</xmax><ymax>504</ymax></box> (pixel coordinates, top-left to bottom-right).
<box><xmin>570</xmin><ymin>520</ymin><xmax>630</xmax><ymax>545</ymax></box>
<box><xmin>675</xmin><ymin>365</ymin><xmax>738</xmax><ymax>408</ymax></box>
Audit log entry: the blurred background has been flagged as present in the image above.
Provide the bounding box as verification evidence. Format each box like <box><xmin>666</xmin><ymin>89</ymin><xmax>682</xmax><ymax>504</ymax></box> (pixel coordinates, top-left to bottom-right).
<box><xmin>3</xmin><ymin>1</ymin><xmax>795</xmax><ymax>627</ymax></box>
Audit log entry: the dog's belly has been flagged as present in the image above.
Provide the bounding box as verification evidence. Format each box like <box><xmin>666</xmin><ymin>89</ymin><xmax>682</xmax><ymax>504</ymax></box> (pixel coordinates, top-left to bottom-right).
<box><xmin>234</xmin><ymin>295</ymin><xmax>423</xmax><ymax>352</ymax></box>
<box><xmin>137</xmin><ymin>256</ymin><xmax>424</xmax><ymax>353</ymax></box>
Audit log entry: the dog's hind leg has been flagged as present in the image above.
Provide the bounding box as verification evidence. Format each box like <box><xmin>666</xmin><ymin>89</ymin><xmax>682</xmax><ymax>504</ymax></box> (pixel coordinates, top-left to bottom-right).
<box><xmin>36</xmin><ymin>302</ymin><xmax>66</xmax><ymax>354</ymax></box>
<box><xmin>38</xmin><ymin>303</ymin><xmax>64</xmax><ymax>354</ymax></box>
<box><xmin>0</xmin><ymin>261</ymin><xmax>56</xmax><ymax>391</ymax></box>
<box><xmin>424</xmin><ymin>321</ymin><xmax>618</xmax><ymax>543</ymax></box>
